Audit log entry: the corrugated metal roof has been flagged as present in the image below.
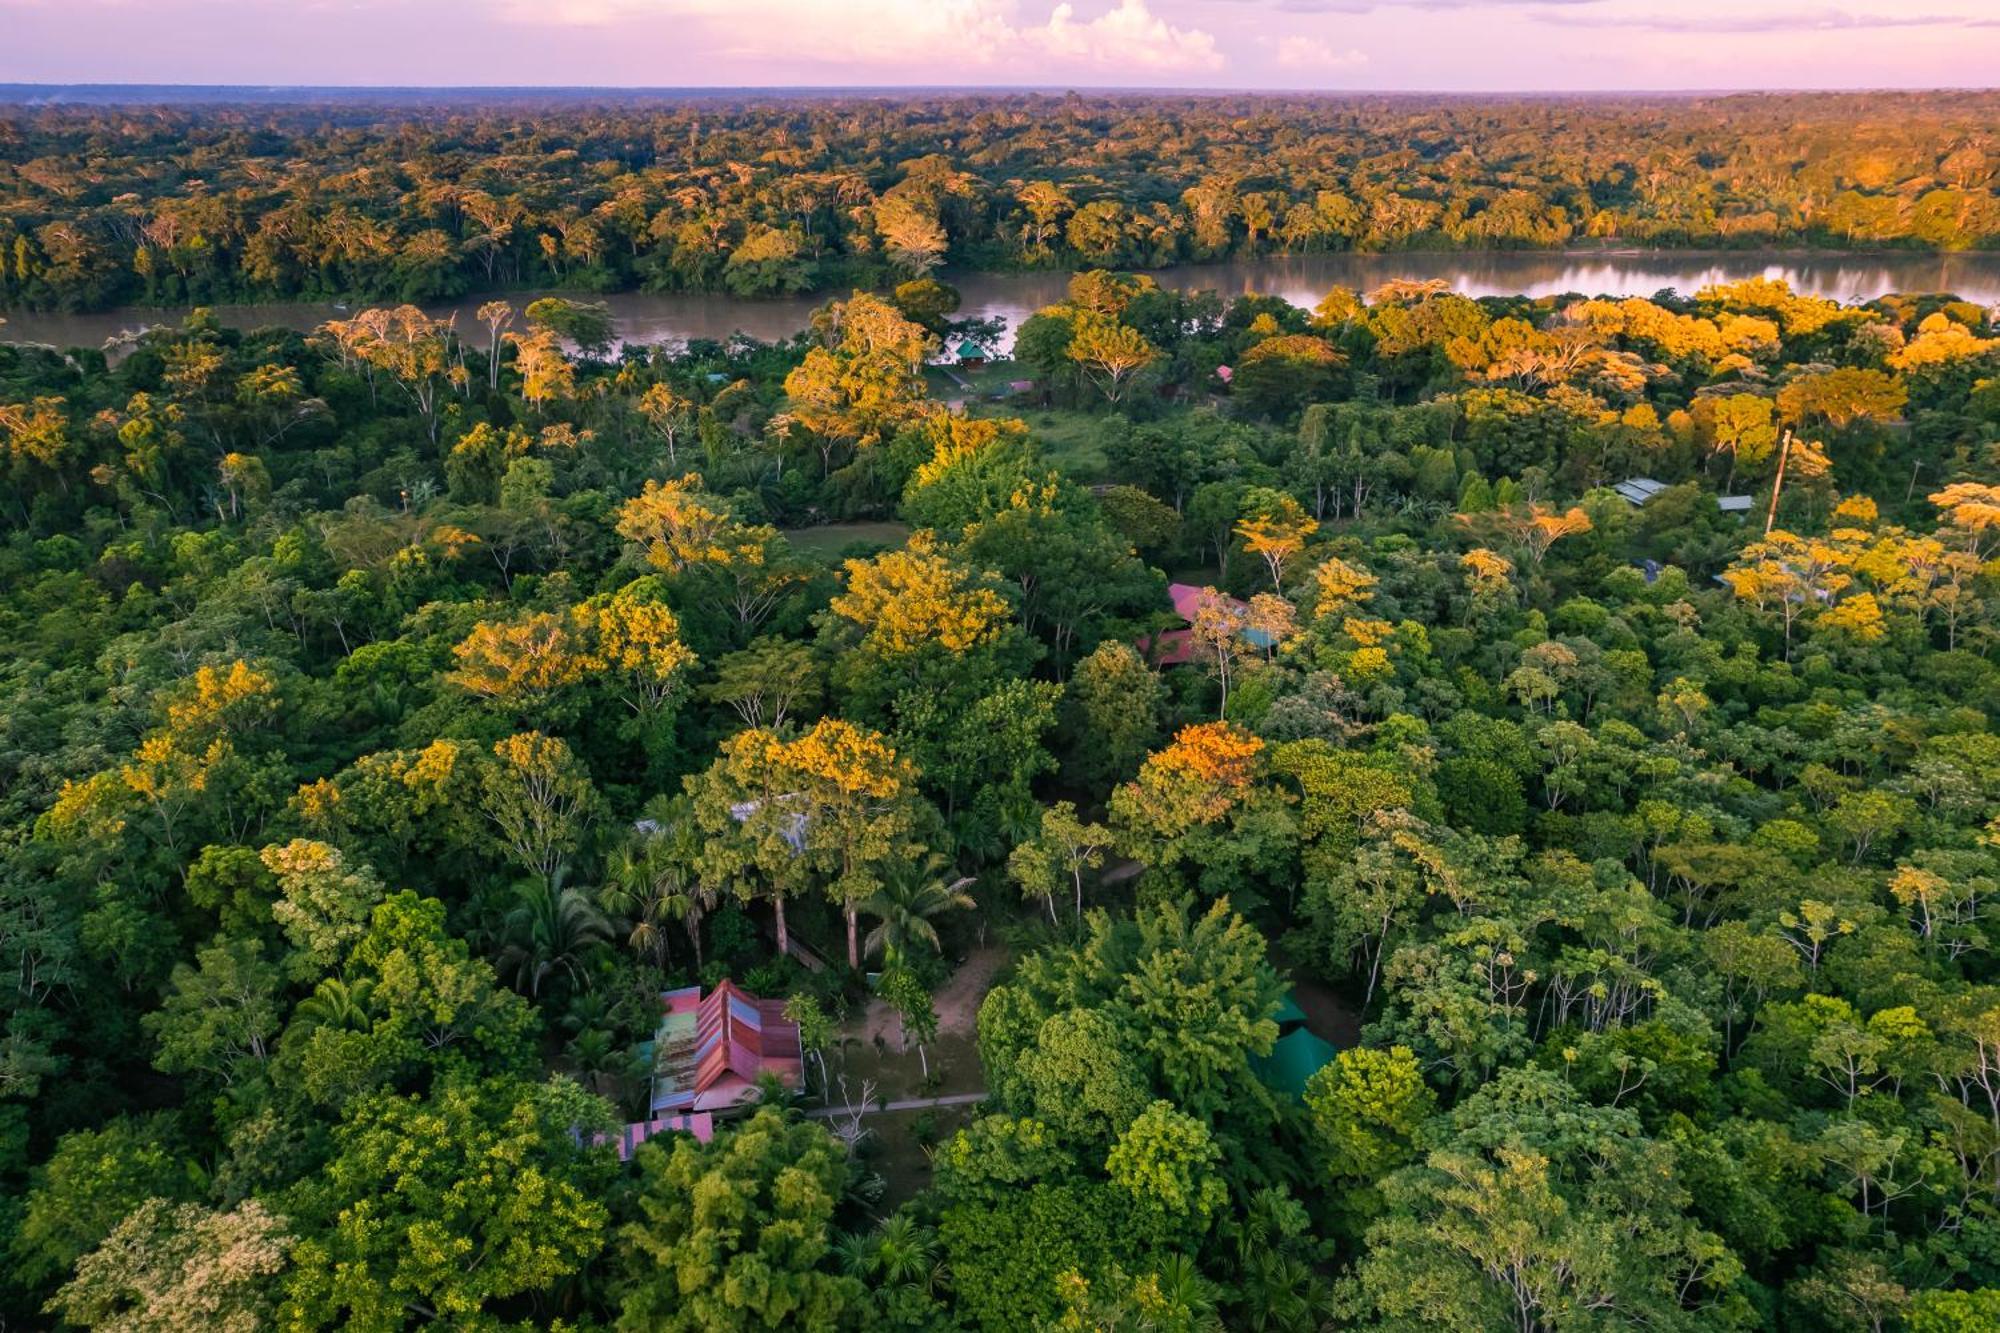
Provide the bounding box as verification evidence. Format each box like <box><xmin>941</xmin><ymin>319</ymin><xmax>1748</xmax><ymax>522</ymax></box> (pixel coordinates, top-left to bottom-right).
<box><xmin>593</xmin><ymin>1112</ymin><xmax>715</xmax><ymax>1162</ymax></box>
<box><xmin>648</xmin><ymin>980</ymin><xmax>802</xmax><ymax>1118</ymax></box>
<box><xmin>1613</xmin><ymin>477</ymin><xmax>1669</xmax><ymax>505</ymax></box>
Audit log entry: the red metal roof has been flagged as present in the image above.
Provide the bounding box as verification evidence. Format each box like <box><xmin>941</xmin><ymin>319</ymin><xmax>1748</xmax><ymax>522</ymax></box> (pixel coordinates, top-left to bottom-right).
<box><xmin>1141</xmin><ymin>584</ymin><xmax>1253</xmax><ymax>665</ymax></box>
<box><xmin>687</xmin><ymin>979</ymin><xmax>802</xmax><ymax>1112</ymax></box>
<box><xmin>1167</xmin><ymin>582</ymin><xmax>1248</xmax><ymax>622</ymax></box>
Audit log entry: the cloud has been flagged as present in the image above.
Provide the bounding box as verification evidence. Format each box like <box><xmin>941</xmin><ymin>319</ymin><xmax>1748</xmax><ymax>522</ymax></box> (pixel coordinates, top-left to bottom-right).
<box><xmin>1259</xmin><ymin>0</ymin><xmax>1605</xmax><ymax>13</ymax></box>
<box><xmin>1273</xmin><ymin>35</ymin><xmax>1369</xmax><ymax>70</ymax></box>
<box><xmin>501</xmin><ymin>0</ymin><xmax>1224</xmax><ymax>74</ymax></box>
<box><xmin>1533</xmin><ymin>5</ymin><xmax>2000</xmax><ymax>31</ymax></box>
<box><xmin>1039</xmin><ymin>0</ymin><xmax>1225</xmax><ymax>70</ymax></box>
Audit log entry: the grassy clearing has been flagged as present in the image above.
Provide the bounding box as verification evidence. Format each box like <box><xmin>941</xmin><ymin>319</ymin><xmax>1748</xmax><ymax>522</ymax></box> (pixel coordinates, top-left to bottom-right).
<box><xmin>781</xmin><ymin>520</ymin><xmax>911</xmax><ymax>560</ymax></box>
<box><xmin>860</xmin><ymin>1103</ymin><xmax>979</xmax><ymax>1211</ymax></box>
<box><xmin>822</xmin><ymin>1027</ymin><xmax>983</xmax><ymax>1213</ymax></box>
<box><xmin>972</xmin><ymin>405</ymin><xmax>1112</xmax><ymax>482</ymax></box>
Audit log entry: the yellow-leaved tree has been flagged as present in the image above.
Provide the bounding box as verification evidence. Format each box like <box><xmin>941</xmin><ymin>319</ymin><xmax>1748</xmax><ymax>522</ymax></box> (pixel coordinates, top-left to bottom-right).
<box><xmin>1236</xmin><ymin>492</ymin><xmax>1319</xmax><ymax>591</ymax></box>
<box><xmin>449</xmin><ymin>585</ymin><xmax>697</xmax><ymax>734</ymax></box>
<box><xmin>778</xmin><ymin>292</ymin><xmax>935</xmax><ymax>475</ymax></box>
<box><xmin>1110</xmin><ymin>721</ymin><xmax>1268</xmax><ymax>867</ymax></box>
<box><xmin>828</xmin><ymin>531</ymin><xmax>1010</xmax><ymax>656</ymax></box>
<box><xmin>1066</xmin><ymin>310</ymin><xmax>1158</xmax><ymax>405</ymax></box>
<box><xmin>1308</xmin><ymin>556</ymin><xmax>1379</xmax><ymax>622</ymax></box>
<box><xmin>687</xmin><ymin>717</ymin><xmax>924</xmax><ymax>967</ymax></box>
<box><xmin>1460</xmin><ymin>503</ymin><xmax>1593</xmax><ymax>568</ymax></box>
<box><xmin>1720</xmin><ymin>529</ymin><xmax>1858</xmax><ymax>659</ymax></box>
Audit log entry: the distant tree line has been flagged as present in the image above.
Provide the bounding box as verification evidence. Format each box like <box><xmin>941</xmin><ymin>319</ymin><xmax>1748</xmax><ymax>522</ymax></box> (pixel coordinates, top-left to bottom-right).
<box><xmin>3</xmin><ymin>90</ymin><xmax>2000</xmax><ymax>311</ymax></box>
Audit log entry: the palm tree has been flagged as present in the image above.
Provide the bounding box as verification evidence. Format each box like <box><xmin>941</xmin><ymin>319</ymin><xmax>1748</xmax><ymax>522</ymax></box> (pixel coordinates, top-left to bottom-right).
<box><xmin>601</xmin><ymin>841</ymin><xmax>693</xmax><ymax>972</ymax></box>
<box><xmin>600</xmin><ymin>796</ymin><xmax>713</xmax><ymax>972</ymax></box>
<box><xmin>564</xmin><ymin>1027</ymin><xmax>645</xmax><ymax>1113</ymax></box>
<box><xmin>1150</xmin><ymin>1253</ymin><xmax>1224</xmax><ymax>1332</ymax></box>
<box><xmin>860</xmin><ymin>853</ymin><xmax>975</xmax><ymax>961</ymax></box>
<box><xmin>834</xmin><ymin>1215</ymin><xmax>948</xmax><ymax>1301</ymax></box>
<box><xmin>499</xmin><ymin>875</ymin><xmax>612</xmax><ymax>999</ymax></box>
<box><xmin>291</xmin><ymin>976</ymin><xmax>375</xmax><ymax>1034</ymax></box>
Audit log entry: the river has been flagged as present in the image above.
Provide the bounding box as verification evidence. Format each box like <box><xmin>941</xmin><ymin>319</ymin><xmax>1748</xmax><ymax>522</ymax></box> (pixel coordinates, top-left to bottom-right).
<box><xmin>6</xmin><ymin>250</ymin><xmax>2000</xmax><ymax>354</ymax></box>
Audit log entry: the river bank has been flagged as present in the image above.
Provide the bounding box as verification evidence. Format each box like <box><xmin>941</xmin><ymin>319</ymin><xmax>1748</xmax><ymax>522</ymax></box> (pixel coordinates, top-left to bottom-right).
<box><xmin>7</xmin><ymin>248</ymin><xmax>2000</xmax><ymax>354</ymax></box>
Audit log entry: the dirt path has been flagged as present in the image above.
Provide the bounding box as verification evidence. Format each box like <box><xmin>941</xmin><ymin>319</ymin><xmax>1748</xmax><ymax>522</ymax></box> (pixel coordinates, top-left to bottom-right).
<box><xmin>804</xmin><ymin>1091</ymin><xmax>987</xmax><ymax>1119</ymax></box>
<box><xmin>856</xmin><ymin>943</ymin><xmax>1008</xmax><ymax>1046</ymax></box>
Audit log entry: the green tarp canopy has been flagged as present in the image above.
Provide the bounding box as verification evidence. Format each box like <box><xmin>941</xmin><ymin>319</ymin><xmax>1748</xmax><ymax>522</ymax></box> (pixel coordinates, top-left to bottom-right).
<box><xmin>1255</xmin><ymin>1026</ymin><xmax>1338</xmax><ymax>1099</ymax></box>
<box><xmin>1273</xmin><ymin>993</ymin><xmax>1307</xmax><ymax>1030</ymax></box>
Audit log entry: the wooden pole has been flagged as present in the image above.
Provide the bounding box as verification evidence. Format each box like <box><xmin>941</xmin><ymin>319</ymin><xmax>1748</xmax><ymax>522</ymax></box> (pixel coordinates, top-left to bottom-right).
<box><xmin>1764</xmin><ymin>428</ymin><xmax>1793</xmax><ymax>535</ymax></box>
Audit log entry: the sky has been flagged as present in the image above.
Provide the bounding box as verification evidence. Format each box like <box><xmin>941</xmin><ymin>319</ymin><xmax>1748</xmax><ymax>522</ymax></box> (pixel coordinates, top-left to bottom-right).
<box><xmin>3</xmin><ymin>0</ymin><xmax>2000</xmax><ymax>92</ymax></box>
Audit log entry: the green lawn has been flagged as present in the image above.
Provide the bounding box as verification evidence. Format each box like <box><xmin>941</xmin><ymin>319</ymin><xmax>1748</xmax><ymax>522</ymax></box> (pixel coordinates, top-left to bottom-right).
<box><xmin>936</xmin><ymin>357</ymin><xmax>1032</xmax><ymax>396</ymax></box>
<box><xmin>966</xmin><ymin>404</ymin><xmax>1114</xmax><ymax>483</ymax></box>
<box><xmin>781</xmin><ymin>520</ymin><xmax>912</xmax><ymax>561</ymax></box>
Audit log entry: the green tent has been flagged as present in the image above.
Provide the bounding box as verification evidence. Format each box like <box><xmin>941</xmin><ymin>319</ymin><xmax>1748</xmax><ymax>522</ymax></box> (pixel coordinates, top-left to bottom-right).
<box><xmin>1272</xmin><ymin>992</ymin><xmax>1308</xmax><ymax>1031</ymax></box>
<box><xmin>1255</xmin><ymin>1026</ymin><xmax>1338</xmax><ymax>1099</ymax></box>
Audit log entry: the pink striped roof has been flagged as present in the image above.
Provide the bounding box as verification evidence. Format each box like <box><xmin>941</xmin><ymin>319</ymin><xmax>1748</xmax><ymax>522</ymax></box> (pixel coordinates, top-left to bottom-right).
<box><xmin>594</xmin><ymin>1112</ymin><xmax>714</xmax><ymax>1161</ymax></box>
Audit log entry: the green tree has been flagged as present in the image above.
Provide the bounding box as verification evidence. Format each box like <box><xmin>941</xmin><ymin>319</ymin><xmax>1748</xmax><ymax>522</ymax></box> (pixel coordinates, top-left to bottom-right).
<box><xmin>701</xmin><ymin>638</ymin><xmax>822</xmax><ymax>731</ymax></box>
<box><xmin>614</xmin><ymin>1107</ymin><xmax>866</xmax><ymax>1331</ymax></box>
<box><xmin>15</xmin><ymin>1117</ymin><xmax>192</xmax><ymax>1290</ymax></box>
<box><xmin>284</xmin><ymin>893</ymin><xmax>536</xmax><ymax>1105</ymax></box>
<box><xmin>479</xmin><ymin>732</ymin><xmax>598</xmax><ymax>889</ymax></box>
<box><xmin>1304</xmin><ymin>1045</ymin><xmax>1435</xmax><ymax>1180</ymax></box>
<box><xmin>1060</xmin><ymin>642</ymin><xmax>1164</xmax><ymax>795</ymax></box>
<box><xmin>1232</xmin><ymin>334</ymin><xmax>1346</xmax><ymax>419</ymax></box>
<box><xmin>523</xmin><ymin>296</ymin><xmax>614</xmax><ymax>356</ymax></box>
<box><xmin>1104</xmin><ymin>1100</ymin><xmax>1228</xmax><ymax>1239</ymax></box>
<box><xmin>1347</xmin><ymin>1068</ymin><xmax>1749</xmax><ymax>1330</ymax></box>
<box><xmin>979</xmin><ymin>899</ymin><xmax>1283</xmax><ymax>1127</ymax></box>
<box><xmin>1009</xmin><ymin>801</ymin><xmax>1115</xmax><ymax>924</ymax></box>
<box><xmin>260</xmin><ymin>839</ymin><xmax>385</xmax><ymax>981</ymax></box>
<box><xmin>932</xmin><ymin>1116</ymin><xmax>1118</xmax><ymax>1333</ymax></box>
<box><xmin>281</xmin><ymin>1076</ymin><xmax>610</xmax><ymax>1331</ymax></box>
<box><xmin>1014</xmin><ymin>1009</ymin><xmax>1153</xmax><ymax>1148</ymax></box>
<box><xmin>879</xmin><ymin>963</ymin><xmax>942</xmax><ymax>1079</ymax></box>
<box><xmin>144</xmin><ymin>935</ymin><xmax>283</xmax><ymax>1082</ymax></box>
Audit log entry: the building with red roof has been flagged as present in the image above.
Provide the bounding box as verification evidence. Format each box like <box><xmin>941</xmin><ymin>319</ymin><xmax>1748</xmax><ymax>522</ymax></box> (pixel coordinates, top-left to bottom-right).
<box><xmin>595</xmin><ymin>980</ymin><xmax>803</xmax><ymax>1162</ymax></box>
<box><xmin>650</xmin><ymin>980</ymin><xmax>803</xmax><ymax>1117</ymax></box>
<box><xmin>1139</xmin><ymin>582</ymin><xmax>1273</xmax><ymax>666</ymax></box>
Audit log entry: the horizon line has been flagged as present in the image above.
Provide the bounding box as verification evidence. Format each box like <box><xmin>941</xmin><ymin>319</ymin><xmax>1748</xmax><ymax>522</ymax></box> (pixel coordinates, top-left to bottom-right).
<box><xmin>3</xmin><ymin>82</ymin><xmax>2000</xmax><ymax>98</ymax></box>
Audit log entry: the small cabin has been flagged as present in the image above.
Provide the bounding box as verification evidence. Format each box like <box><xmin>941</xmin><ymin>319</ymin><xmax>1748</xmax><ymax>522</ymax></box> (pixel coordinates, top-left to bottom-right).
<box><xmin>601</xmin><ymin>980</ymin><xmax>804</xmax><ymax>1160</ymax></box>
<box><xmin>1252</xmin><ymin>991</ymin><xmax>1338</xmax><ymax>1099</ymax></box>
<box><xmin>955</xmin><ymin>341</ymin><xmax>988</xmax><ymax>368</ymax></box>
<box><xmin>1138</xmin><ymin>582</ymin><xmax>1274</xmax><ymax>666</ymax></box>
<box><xmin>1613</xmin><ymin>477</ymin><xmax>1669</xmax><ymax>506</ymax></box>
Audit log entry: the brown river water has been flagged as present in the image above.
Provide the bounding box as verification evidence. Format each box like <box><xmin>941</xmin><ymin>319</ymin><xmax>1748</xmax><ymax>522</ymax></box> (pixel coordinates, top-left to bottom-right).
<box><xmin>6</xmin><ymin>251</ymin><xmax>2000</xmax><ymax>355</ymax></box>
